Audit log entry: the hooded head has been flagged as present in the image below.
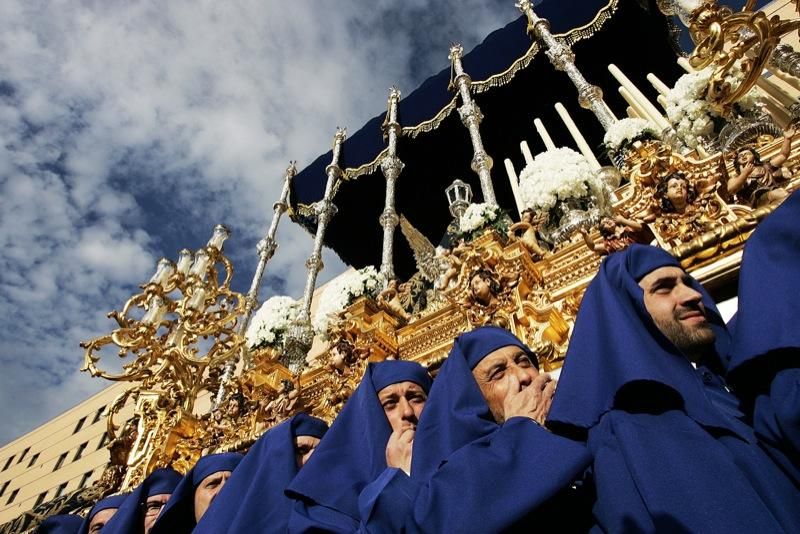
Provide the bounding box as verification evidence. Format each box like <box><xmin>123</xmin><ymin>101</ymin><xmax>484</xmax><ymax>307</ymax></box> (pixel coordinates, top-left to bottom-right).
<box><xmin>286</xmin><ymin>360</ymin><xmax>431</xmax><ymax>521</ymax></box>
<box><xmin>546</xmin><ymin>245</ymin><xmax>745</xmax><ymax>438</ymax></box>
<box><xmin>98</xmin><ymin>468</ymin><xmax>182</xmax><ymax>534</ymax></box>
<box><xmin>193</xmin><ymin>413</ymin><xmax>328</xmax><ymax>534</ymax></box>
<box><xmin>37</xmin><ymin>514</ymin><xmax>83</xmax><ymax>534</ymax></box>
<box><xmin>411</xmin><ymin>326</ymin><xmax>539</xmax><ymax>480</ymax></box>
<box><xmin>78</xmin><ymin>493</ymin><xmax>129</xmax><ymax>534</ymax></box>
<box><xmin>148</xmin><ymin>453</ymin><xmax>242</xmax><ymax>534</ymax></box>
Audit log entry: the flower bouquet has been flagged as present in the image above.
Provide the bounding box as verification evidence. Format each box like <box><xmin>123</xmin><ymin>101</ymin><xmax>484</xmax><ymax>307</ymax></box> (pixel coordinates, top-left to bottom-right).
<box><xmin>246</xmin><ymin>296</ymin><xmax>303</xmax><ymax>350</ymax></box>
<box><xmin>313</xmin><ymin>266</ymin><xmax>383</xmax><ymax>338</ymax></box>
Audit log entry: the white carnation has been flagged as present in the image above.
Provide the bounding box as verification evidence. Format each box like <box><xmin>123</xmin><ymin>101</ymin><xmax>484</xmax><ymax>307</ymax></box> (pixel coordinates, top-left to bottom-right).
<box><xmin>246</xmin><ymin>295</ymin><xmax>302</xmax><ymax>349</ymax></box>
<box><xmin>517</xmin><ymin>148</ymin><xmax>599</xmax><ymax>212</ymax></box>
<box><xmin>313</xmin><ymin>266</ymin><xmax>383</xmax><ymax>336</ymax></box>
<box><xmin>603</xmin><ymin>118</ymin><xmax>661</xmax><ymax>151</ymax></box>
<box><xmin>458</xmin><ymin>203</ymin><xmax>500</xmax><ymax>233</ymax></box>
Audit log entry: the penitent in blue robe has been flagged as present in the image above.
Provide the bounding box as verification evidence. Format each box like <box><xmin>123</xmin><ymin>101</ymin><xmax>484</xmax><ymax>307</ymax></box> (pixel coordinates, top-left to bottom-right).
<box><xmin>360</xmin><ymin>326</ymin><xmax>592</xmax><ymax>533</ymax></box>
<box><xmin>100</xmin><ymin>468</ymin><xmax>181</xmax><ymax>534</ymax></box>
<box><xmin>37</xmin><ymin>514</ymin><xmax>83</xmax><ymax>534</ymax></box>
<box><xmin>148</xmin><ymin>452</ymin><xmax>242</xmax><ymax>534</ymax></box>
<box><xmin>285</xmin><ymin>360</ymin><xmax>431</xmax><ymax>533</ymax></box>
<box><xmin>76</xmin><ymin>493</ymin><xmax>128</xmax><ymax>534</ymax></box>
<box><xmin>548</xmin><ymin>244</ymin><xmax>800</xmax><ymax>533</ymax></box>
<box><xmin>728</xmin><ymin>190</ymin><xmax>800</xmax><ymax>477</ymax></box>
<box><xmin>192</xmin><ymin>413</ymin><xmax>328</xmax><ymax>534</ymax></box>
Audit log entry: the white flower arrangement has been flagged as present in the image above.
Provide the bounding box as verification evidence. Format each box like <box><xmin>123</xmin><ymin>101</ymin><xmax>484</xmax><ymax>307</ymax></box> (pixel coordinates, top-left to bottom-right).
<box><xmin>313</xmin><ymin>266</ymin><xmax>383</xmax><ymax>336</ymax></box>
<box><xmin>245</xmin><ymin>295</ymin><xmax>302</xmax><ymax>350</ymax></box>
<box><xmin>517</xmin><ymin>147</ymin><xmax>601</xmax><ymax>213</ymax></box>
<box><xmin>458</xmin><ymin>203</ymin><xmax>500</xmax><ymax>234</ymax></box>
<box><xmin>603</xmin><ymin>118</ymin><xmax>661</xmax><ymax>152</ymax></box>
<box><xmin>665</xmin><ymin>63</ymin><xmax>762</xmax><ymax>150</ymax></box>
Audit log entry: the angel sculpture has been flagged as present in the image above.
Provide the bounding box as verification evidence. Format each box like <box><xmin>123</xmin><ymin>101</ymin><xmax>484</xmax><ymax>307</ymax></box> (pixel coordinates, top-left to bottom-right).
<box><xmin>728</xmin><ymin>125</ymin><xmax>795</xmax><ymax>207</ymax></box>
<box><xmin>507</xmin><ymin>209</ymin><xmax>549</xmax><ymax>259</ymax></box>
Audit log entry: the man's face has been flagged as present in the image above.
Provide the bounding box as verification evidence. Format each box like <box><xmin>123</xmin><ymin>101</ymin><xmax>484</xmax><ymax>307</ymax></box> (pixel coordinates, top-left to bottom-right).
<box><xmin>293</xmin><ymin>435</ymin><xmax>321</xmax><ymax>469</ymax></box>
<box><xmin>377</xmin><ymin>381</ymin><xmax>427</xmax><ymax>432</ymax></box>
<box><xmin>193</xmin><ymin>471</ymin><xmax>232</xmax><ymax>523</ymax></box>
<box><xmin>472</xmin><ymin>345</ymin><xmax>539</xmax><ymax>423</ymax></box>
<box><xmin>143</xmin><ymin>493</ymin><xmax>170</xmax><ymax>534</ymax></box>
<box><xmin>639</xmin><ymin>266</ymin><xmax>715</xmax><ymax>361</ymax></box>
<box><xmin>88</xmin><ymin>508</ymin><xmax>118</xmax><ymax>534</ymax></box>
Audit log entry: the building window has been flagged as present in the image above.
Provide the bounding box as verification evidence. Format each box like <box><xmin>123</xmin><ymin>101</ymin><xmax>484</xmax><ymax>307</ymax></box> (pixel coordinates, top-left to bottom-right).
<box><xmin>53</xmin><ymin>452</ymin><xmax>67</xmax><ymax>472</ymax></box>
<box><xmin>27</xmin><ymin>453</ymin><xmax>40</xmax><ymax>468</ymax></box>
<box><xmin>34</xmin><ymin>491</ymin><xmax>47</xmax><ymax>508</ymax></box>
<box><xmin>92</xmin><ymin>406</ymin><xmax>106</xmax><ymax>424</ymax></box>
<box><xmin>79</xmin><ymin>470</ymin><xmax>93</xmax><ymax>489</ymax></box>
<box><xmin>54</xmin><ymin>482</ymin><xmax>68</xmax><ymax>499</ymax></box>
<box><xmin>2</xmin><ymin>456</ymin><xmax>14</xmax><ymax>471</ymax></box>
<box><xmin>6</xmin><ymin>488</ymin><xmax>19</xmax><ymax>505</ymax></box>
<box><xmin>97</xmin><ymin>432</ymin><xmax>109</xmax><ymax>450</ymax></box>
<box><xmin>73</xmin><ymin>442</ymin><xmax>88</xmax><ymax>462</ymax></box>
<box><xmin>17</xmin><ymin>447</ymin><xmax>30</xmax><ymax>463</ymax></box>
<box><xmin>73</xmin><ymin>416</ymin><xmax>87</xmax><ymax>434</ymax></box>
<box><xmin>0</xmin><ymin>481</ymin><xmax>9</xmax><ymax>497</ymax></box>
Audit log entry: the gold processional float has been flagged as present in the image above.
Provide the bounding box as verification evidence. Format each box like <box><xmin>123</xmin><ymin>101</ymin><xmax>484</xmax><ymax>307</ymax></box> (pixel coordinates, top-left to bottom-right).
<box><xmin>12</xmin><ymin>0</ymin><xmax>800</xmax><ymax>528</ymax></box>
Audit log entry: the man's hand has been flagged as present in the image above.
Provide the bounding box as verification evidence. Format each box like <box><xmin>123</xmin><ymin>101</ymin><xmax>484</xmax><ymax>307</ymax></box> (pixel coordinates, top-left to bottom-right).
<box><xmin>386</xmin><ymin>427</ymin><xmax>415</xmax><ymax>475</ymax></box>
<box><xmin>502</xmin><ymin>374</ymin><xmax>556</xmax><ymax>425</ymax></box>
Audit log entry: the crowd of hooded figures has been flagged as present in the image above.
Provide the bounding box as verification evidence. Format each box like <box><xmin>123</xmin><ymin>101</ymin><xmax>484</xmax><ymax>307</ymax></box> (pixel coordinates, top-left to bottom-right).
<box><xmin>39</xmin><ymin>190</ymin><xmax>800</xmax><ymax>533</ymax></box>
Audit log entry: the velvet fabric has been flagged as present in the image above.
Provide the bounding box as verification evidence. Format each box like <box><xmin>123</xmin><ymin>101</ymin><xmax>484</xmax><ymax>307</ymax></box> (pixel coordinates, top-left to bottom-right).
<box><xmin>365</xmin><ymin>326</ymin><xmax>592</xmax><ymax>532</ymax></box>
<box><xmin>148</xmin><ymin>453</ymin><xmax>242</xmax><ymax>534</ymax></box>
<box><xmin>286</xmin><ymin>360</ymin><xmax>431</xmax><ymax>532</ymax></box>
<box><xmin>37</xmin><ymin>514</ymin><xmax>83</xmax><ymax>534</ymax></box>
<box><xmin>100</xmin><ymin>468</ymin><xmax>182</xmax><ymax>534</ymax></box>
<box><xmin>192</xmin><ymin>414</ymin><xmax>328</xmax><ymax>534</ymax></box>
<box><xmin>77</xmin><ymin>494</ymin><xmax>128</xmax><ymax>534</ymax></box>
<box><xmin>547</xmin><ymin>244</ymin><xmax>800</xmax><ymax>533</ymax></box>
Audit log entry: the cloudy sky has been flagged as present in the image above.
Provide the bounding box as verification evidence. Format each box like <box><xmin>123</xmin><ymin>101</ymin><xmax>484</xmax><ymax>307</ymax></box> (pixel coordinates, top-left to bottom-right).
<box><xmin>0</xmin><ymin>0</ymin><xmax>519</xmax><ymax>445</ymax></box>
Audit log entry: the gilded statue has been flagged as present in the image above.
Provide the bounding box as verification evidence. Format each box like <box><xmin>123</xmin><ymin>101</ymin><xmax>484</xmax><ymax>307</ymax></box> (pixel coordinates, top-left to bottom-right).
<box><xmin>376</xmin><ymin>278</ymin><xmax>413</xmax><ymax>322</ymax></box>
<box><xmin>728</xmin><ymin>126</ymin><xmax>795</xmax><ymax>207</ymax></box>
<box><xmin>578</xmin><ymin>214</ymin><xmax>647</xmax><ymax>256</ymax></box>
<box><xmin>437</xmin><ymin>239</ymin><xmax>470</xmax><ymax>290</ymax></box>
<box><xmin>326</xmin><ymin>339</ymin><xmax>370</xmax><ymax>377</ymax></box>
<box><xmin>259</xmin><ymin>376</ymin><xmax>302</xmax><ymax>426</ymax></box>
<box><xmin>507</xmin><ymin>210</ymin><xmax>548</xmax><ymax>259</ymax></box>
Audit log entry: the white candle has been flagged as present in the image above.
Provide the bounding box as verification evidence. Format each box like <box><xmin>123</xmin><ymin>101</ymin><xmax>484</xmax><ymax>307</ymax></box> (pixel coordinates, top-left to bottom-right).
<box><xmin>142</xmin><ymin>295</ymin><xmax>167</xmax><ymax>325</ymax></box>
<box><xmin>534</xmin><ymin>118</ymin><xmax>557</xmax><ymax>151</ymax></box>
<box><xmin>520</xmin><ymin>141</ymin><xmax>535</xmax><ymax>166</ymax></box>
<box><xmin>657</xmin><ymin>95</ymin><xmax>668</xmax><ymax>110</ymax></box>
<box><xmin>190</xmin><ymin>249</ymin><xmax>210</xmax><ymax>277</ymax></box>
<box><xmin>677</xmin><ymin>57</ymin><xmax>694</xmax><ymax>73</ymax></box>
<box><xmin>504</xmin><ymin>158</ymin><xmax>525</xmax><ymax>217</ymax></box>
<box><xmin>647</xmin><ymin>73</ymin><xmax>671</xmax><ymax>96</ymax></box>
<box><xmin>554</xmin><ymin>102</ymin><xmax>601</xmax><ymax>170</ymax></box>
<box><xmin>608</xmin><ymin>64</ymin><xmax>670</xmax><ymax>130</ymax></box>
<box><xmin>187</xmin><ymin>287</ymin><xmax>207</xmax><ymax>311</ymax></box>
<box><xmin>619</xmin><ymin>87</ymin><xmax>651</xmax><ymax>122</ymax></box>
<box><xmin>149</xmin><ymin>259</ymin><xmax>174</xmax><ymax>288</ymax></box>
<box><xmin>626</xmin><ymin>106</ymin><xmax>639</xmax><ymax>119</ymax></box>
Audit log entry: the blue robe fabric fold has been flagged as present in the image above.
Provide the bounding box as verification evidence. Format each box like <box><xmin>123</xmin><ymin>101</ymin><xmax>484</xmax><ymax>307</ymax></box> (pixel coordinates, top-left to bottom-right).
<box><xmin>192</xmin><ymin>413</ymin><xmax>328</xmax><ymax>534</ymax></box>
<box><xmin>548</xmin><ymin>244</ymin><xmax>800</xmax><ymax>533</ymax></box>
<box><xmin>727</xmin><ymin>191</ymin><xmax>800</xmax><ymax>470</ymax></box>
<box><xmin>37</xmin><ymin>514</ymin><xmax>83</xmax><ymax>534</ymax></box>
<box><xmin>379</xmin><ymin>326</ymin><xmax>593</xmax><ymax>533</ymax></box>
<box><xmin>101</xmin><ymin>468</ymin><xmax>182</xmax><ymax>534</ymax></box>
<box><xmin>286</xmin><ymin>360</ymin><xmax>431</xmax><ymax>532</ymax></box>
<box><xmin>77</xmin><ymin>493</ymin><xmax>128</xmax><ymax>534</ymax></box>
<box><xmin>148</xmin><ymin>453</ymin><xmax>242</xmax><ymax>534</ymax></box>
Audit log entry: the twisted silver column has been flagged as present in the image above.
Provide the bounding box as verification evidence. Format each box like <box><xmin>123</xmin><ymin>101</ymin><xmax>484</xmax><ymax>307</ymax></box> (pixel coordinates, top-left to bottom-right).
<box><xmin>380</xmin><ymin>87</ymin><xmax>404</xmax><ymax>284</ymax></box>
<box><xmin>449</xmin><ymin>44</ymin><xmax>498</xmax><ymax>206</ymax></box>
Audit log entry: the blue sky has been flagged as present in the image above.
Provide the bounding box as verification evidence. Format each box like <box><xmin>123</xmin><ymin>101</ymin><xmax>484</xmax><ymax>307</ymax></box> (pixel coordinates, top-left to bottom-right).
<box><xmin>0</xmin><ymin>0</ymin><xmax>519</xmax><ymax>445</ymax></box>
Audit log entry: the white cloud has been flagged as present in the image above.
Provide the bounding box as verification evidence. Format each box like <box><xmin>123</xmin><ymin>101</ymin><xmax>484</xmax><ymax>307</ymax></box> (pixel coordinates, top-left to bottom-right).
<box><xmin>0</xmin><ymin>0</ymin><xmax>517</xmax><ymax>445</ymax></box>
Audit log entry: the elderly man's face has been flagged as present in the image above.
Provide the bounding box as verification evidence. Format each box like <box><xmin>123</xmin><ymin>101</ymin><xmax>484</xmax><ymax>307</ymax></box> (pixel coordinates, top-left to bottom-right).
<box><xmin>88</xmin><ymin>508</ymin><xmax>118</xmax><ymax>534</ymax></box>
<box><xmin>472</xmin><ymin>345</ymin><xmax>539</xmax><ymax>423</ymax></box>
<box><xmin>293</xmin><ymin>435</ymin><xmax>321</xmax><ymax>469</ymax></box>
<box><xmin>143</xmin><ymin>494</ymin><xmax>170</xmax><ymax>534</ymax></box>
<box><xmin>377</xmin><ymin>381</ymin><xmax>427</xmax><ymax>432</ymax></box>
<box><xmin>639</xmin><ymin>266</ymin><xmax>715</xmax><ymax>361</ymax></box>
<box><xmin>193</xmin><ymin>471</ymin><xmax>232</xmax><ymax>523</ymax></box>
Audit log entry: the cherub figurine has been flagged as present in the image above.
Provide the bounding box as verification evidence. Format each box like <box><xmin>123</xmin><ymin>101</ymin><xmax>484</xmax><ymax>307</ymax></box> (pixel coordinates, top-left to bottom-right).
<box><xmin>437</xmin><ymin>239</ymin><xmax>470</xmax><ymax>290</ymax></box>
<box><xmin>468</xmin><ymin>269</ymin><xmax>502</xmax><ymax>309</ymax></box>
<box><xmin>377</xmin><ymin>278</ymin><xmax>412</xmax><ymax>322</ymax></box>
<box><xmin>326</xmin><ymin>339</ymin><xmax>370</xmax><ymax>376</ymax></box>
<box><xmin>728</xmin><ymin>125</ymin><xmax>795</xmax><ymax>207</ymax></box>
<box><xmin>579</xmin><ymin>214</ymin><xmax>646</xmax><ymax>256</ymax></box>
<box><xmin>655</xmin><ymin>172</ymin><xmax>697</xmax><ymax>215</ymax></box>
<box><xmin>507</xmin><ymin>209</ymin><xmax>548</xmax><ymax>259</ymax></box>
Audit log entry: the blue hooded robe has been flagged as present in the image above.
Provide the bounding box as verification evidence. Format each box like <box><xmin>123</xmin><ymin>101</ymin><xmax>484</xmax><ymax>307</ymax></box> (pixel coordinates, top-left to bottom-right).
<box><xmin>547</xmin><ymin>244</ymin><xmax>800</xmax><ymax>533</ymax></box>
<box><xmin>728</xmin><ymin>190</ymin><xmax>800</xmax><ymax>476</ymax></box>
<box><xmin>361</xmin><ymin>326</ymin><xmax>592</xmax><ymax>533</ymax></box>
<box><xmin>192</xmin><ymin>413</ymin><xmax>328</xmax><ymax>534</ymax></box>
<box><xmin>77</xmin><ymin>493</ymin><xmax>128</xmax><ymax>534</ymax></box>
<box><xmin>100</xmin><ymin>468</ymin><xmax>182</xmax><ymax>534</ymax></box>
<box><xmin>37</xmin><ymin>514</ymin><xmax>83</xmax><ymax>534</ymax></box>
<box><xmin>286</xmin><ymin>360</ymin><xmax>432</xmax><ymax>533</ymax></box>
<box><xmin>148</xmin><ymin>452</ymin><xmax>242</xmax><ymax>534</ymax></box>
